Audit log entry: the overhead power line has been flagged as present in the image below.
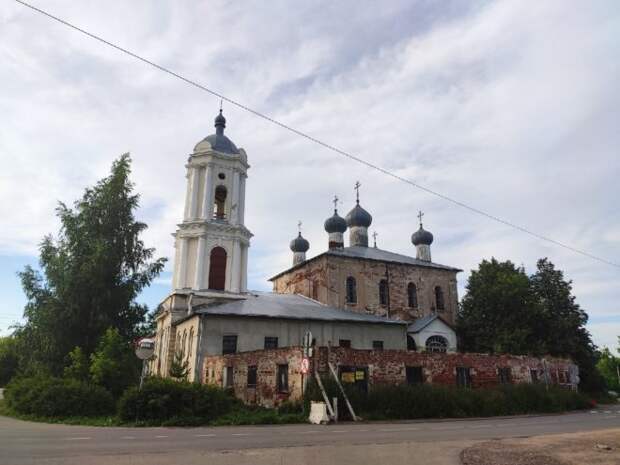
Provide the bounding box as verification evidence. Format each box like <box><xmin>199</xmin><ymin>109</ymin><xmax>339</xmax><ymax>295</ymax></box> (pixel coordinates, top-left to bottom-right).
<box><xmin>13</xmin><ymin>0</ymin><xmax>620</xmax><ymax>269</ymax></box>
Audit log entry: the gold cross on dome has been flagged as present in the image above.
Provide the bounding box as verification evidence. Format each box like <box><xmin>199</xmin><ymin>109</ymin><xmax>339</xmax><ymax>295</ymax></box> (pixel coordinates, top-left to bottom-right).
<box><xmin>354</xmin><ymin>181</ymin><xmax>361</xmax><ymax>203</ymax></box>
<box><xmin>333</xmin><ymin>195</ymin><xmax>339</xmax><ymax>210</ymax></box>
<box><xmin>418</xmin><ymin>210</ymin><xmax>424</xmax><ymax>226</ymax></box>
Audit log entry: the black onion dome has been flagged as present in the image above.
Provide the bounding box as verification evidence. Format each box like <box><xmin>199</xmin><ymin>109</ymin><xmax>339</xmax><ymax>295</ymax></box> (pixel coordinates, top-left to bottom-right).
<box><xmin>345</xmin><ymin>203</ymin><xmax>372</xmax><ymax>228</ymax></box>
<box><xmin>193</xmin><ymin>110</ymin><xmax>240</xmax><ymax>154</ymax></box>
<box><xmin>411</xmin><ymin>225</ymin><xmax>434</xmax><ymax>246</ymax></box>
<box><xmin>324</xmin><ymin>211</ymin><xmax>347</xmax><ymax>233</ymax></box>
<box><xmin>290</xmin><ymin>232</ymin><xmax>310</xmax><ymax>252</ymax></box>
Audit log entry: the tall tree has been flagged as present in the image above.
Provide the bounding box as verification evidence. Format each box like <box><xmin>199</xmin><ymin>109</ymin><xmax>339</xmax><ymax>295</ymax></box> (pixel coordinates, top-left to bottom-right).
<box><xmin>15</xmin><ymin>154</ymin><xmax>166</xmax><ymax>374</ymax></box>
<box><xmin>530</xmin><ymin>258</ymin><xmax>604</xmax><ymax>392</ymax></box>
<box><xmin>457</xmin><ymin>257</ymin><xmax>605</xmax><ymax>392</ymax></box>
<box><xmin>457</xmin><ymin>258</ymin><xmax>540</xmax><ymax>354</ymax></box>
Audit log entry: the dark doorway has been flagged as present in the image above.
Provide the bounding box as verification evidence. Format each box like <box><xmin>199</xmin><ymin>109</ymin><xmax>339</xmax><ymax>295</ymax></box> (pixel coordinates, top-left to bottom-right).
<box><xmin>208</xmin><ymin>246</ymin><xmax>227</xmax><ymax>290</ymax></box>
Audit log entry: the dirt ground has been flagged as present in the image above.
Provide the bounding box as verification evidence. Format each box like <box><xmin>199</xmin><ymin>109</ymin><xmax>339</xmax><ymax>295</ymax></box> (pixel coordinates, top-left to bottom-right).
<box><xmin>461</xmin><ymin>428</ymin><xmax>620</xmax><ymax>465</ymax></box>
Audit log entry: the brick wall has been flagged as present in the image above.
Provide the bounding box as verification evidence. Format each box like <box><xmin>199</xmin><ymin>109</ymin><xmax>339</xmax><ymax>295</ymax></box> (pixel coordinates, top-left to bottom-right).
<box><xmin>272</xmin><ymin>255</ymin><xmax>459</xmax><ymax>324</ymax></box>
<box><xmin>319</xmin><ymin>347</ymin><xmax>576</xmax><ymax>389</ymax></box>
<box><xmin>204</xmin><ymin>347</ymin><xmax>305</xmax><ymax>408</ymax></box>
<box><xmin>203</xmin><ymin>346</ymin><xmax>577</xmax><ymax>407</ymax></box>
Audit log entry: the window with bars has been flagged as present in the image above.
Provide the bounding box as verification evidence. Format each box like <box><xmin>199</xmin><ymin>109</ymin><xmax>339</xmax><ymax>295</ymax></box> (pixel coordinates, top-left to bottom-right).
<box><xmin>372</xmin><ymin>340</ymin><xmax>384</xmax><ymax>351</ymax></box>
<box><xmin>425</xmin><ymin>335</ymin><xmax>448</xmax><ymax>353</ymax></box>
<box><xmin>264</xmin><ymin>336</ymin><xmax>278</xmax><ymax>350</ymax></box>
<box><xmin>222</xmin><ymin>335</ymin><xmax>237</xmax><ymax>355</ymax></box>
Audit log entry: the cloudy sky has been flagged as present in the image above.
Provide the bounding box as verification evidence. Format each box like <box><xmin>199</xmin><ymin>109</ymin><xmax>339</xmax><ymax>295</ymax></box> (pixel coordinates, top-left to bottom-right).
<box><xmin>1</xmin><ymin>0</ymin><xmax>618</xmax><ymax>353</ymax></box>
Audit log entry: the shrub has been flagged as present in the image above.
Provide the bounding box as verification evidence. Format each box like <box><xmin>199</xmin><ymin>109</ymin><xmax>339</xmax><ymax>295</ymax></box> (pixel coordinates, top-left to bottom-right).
<box><xmin>304</xmin><ymin>378</ymin><xmax>590</xmax><ymax>420</ymax></box>
<box><xmin>5</xmin><ymin>376</ymin><xmax>114</xmax><ymax>417</ymax></box>
<box><xmin>90</xmin><ymin>328</ymin><xmax>140</xmax><ymax>398</ymax></box>
<box><xmin>277</xmin><ymin>400</ymin><xmax>303</xmax><ymax>414</ymax></box>
<box><xmin>63</xmin><ymin>347</ymin><xmax>90</xmax><ymax>382</ymax></box>
<box><xmin>117</xmin><ymin>376</ymin><xmax>237</xmax><ymax>424</ymax></box>
<box><xmin>212</xmin><ymin>406</ymin><xmax>305</xmax><ymax>426</ymax></box>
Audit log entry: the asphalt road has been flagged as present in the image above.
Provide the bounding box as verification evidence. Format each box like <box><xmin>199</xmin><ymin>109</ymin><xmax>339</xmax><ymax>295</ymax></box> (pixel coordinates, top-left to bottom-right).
<box><xmin>1</xmin><ymin>408</ymin><xmax>619</xmax><ymax>465</ymax></box>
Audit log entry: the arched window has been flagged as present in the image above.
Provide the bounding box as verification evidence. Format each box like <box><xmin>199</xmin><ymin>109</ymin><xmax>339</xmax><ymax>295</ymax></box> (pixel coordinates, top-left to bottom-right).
<box><xmin>408</xmin><ymin>282</ymin><xmax>418</xmax><ymax>308</ymax></box>
<box><xmin>213</xmin><ymin>185</ymin><xmax>227</xmax><ymax>219</ymax></box>
<box><xmin>379</xmin><ymin>279</ymin><xmax>388</xmax><ymax>306</ymax></box>
<box><xmin>345</xmin><ymin>276</ymin><xmax>357</xmax><ymax>304</ymax></box>
<box><xmin>407</xmin><ymin>335</ymin><xmax>417</xmax><ymax>351</ymax></box>
<box><xmin>208</xmin><ymin>246</ymin><xmax>227</xmax><ymax>290</ymax></box>
<box><xmin>426</xmin><ymin>335</ymin><xmax>448</xmax><ymax>353</ymax></box>
<box><xmin>434</xmin><ymin>286</ymin><xmax>445</xmax><ymax>311</ymax></box>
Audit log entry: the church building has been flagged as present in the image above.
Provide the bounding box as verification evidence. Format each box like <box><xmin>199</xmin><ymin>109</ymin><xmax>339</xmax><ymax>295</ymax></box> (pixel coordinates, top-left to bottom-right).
<box><xmin>150</xmin><ymin>111</ymin><xmax>577</xmax><ymax>405</ymax></box>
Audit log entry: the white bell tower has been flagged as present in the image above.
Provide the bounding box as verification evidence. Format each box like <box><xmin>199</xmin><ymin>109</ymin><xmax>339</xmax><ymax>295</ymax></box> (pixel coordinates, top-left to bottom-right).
<box><xmin>171</xmin><ymin>110</ymin><xmax>252</xmax><ymax>294</ymax></box>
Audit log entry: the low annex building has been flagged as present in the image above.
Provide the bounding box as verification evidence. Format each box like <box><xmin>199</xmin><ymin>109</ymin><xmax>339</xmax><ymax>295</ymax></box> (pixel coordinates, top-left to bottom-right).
<box><xmin>149</xmin><ymin>111</ymin><xmax>578</xmax><ymax>404</ymax></box>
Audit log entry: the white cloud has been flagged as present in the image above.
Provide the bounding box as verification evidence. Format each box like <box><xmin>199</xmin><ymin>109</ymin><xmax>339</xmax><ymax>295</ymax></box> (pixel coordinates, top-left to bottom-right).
<box><xmin>0</xmin><ymin>0</ymin><xmax>618</xmax><ymax>347</ymax></box>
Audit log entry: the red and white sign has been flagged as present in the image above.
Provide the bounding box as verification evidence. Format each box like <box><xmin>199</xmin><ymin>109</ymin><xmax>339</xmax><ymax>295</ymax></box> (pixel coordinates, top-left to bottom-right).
<box><xmin>300</xmin><ymin>357</ymin><xmax>310</xmax><ymax>374</ymax></box>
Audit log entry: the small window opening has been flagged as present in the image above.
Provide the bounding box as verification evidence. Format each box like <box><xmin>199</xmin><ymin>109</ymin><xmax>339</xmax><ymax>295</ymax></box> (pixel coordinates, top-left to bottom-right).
<box><xmin>346</xmin><ymin>276</ymin><xmax>357</xmax><ymax>304</ymax></box>
<box><xmin>408</xmin><ymin>283</ymin><xmax>418</xmax><ymax>308</ymax></box>
<box><xmin>214</xmin><ymin>185</ymin><xmax>227</xmax><ymax>219</ymax></box>
<box><xmin>435</xmin><ymin>286</ymin><xmax>445</xmax><ymax>311</ymax></box>
<box><xmin>379</xmin><ymin>279</ymin><xmax>388</xmax><ymax>306</ymax></box>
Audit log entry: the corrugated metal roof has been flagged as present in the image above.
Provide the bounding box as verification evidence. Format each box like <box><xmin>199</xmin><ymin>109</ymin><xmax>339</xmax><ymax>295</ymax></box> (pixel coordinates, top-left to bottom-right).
<box><xmin>194</xmin><ymin>292</ymin><xmax>406</xmax><ymax>325</ymax></box>
<box><xmin>327</xmin><ymin>246</ymin><xmax>461</xmax><ymax>271</ymax></box>
<box><xmin>269</xmin><ymin>245</ymin><xmax>461</xmax><ymax>281</ymax></box>
<box><xmin>407</xmin><ymin>314</ymin><xmax>454</xmax><ymax>333</ymax></box>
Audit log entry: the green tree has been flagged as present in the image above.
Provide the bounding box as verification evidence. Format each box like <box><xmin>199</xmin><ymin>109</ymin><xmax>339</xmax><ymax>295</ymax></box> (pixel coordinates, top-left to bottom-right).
<box><xmin>596</xmin><ymin>347</ymin><xmax>619</xmax><ymax>392</ymax></box>
<box><xmin>168</xmin><ymin>351</ymin><xmax>189</xmax><ymax>380</ymax></box>
<box><xmin>530</xmin><ymin>258</ymin><xmax>604</xmax><ymax>393</ymax></box>
<box><xmin>14</xmin><ymin>154</ymin><xmax>166</xmax><ymax>374</ymax></box>
<box><xmin>457</xmin><ymin>257</ymin><xmax>605</xmax><ymax>393</ymax></box>
<box><xmin>457</xmin><ymin>258</ymin><xmax>540</xmax><ymax>354</ymax></box>
<box><xmin>63</xmin><ymin>346</ymin><xmax>90</xmax><ymax>382</ymax></box>
<box><xmin>90</xmin><ymin>327</ymin><xmax>139</xmax><ymax>397</ymax></box>
<box><xmin>0</xmin><ymin>336</ymin><xmax>19</xmax><ymax>386</ymax></box>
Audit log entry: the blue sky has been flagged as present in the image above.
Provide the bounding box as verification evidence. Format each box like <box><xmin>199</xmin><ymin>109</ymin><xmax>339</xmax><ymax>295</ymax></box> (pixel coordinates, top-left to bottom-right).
<box><xmin>0</xmin><ymin>0</ymin><xmax>618</xmax><ymax>354</ymax></box>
